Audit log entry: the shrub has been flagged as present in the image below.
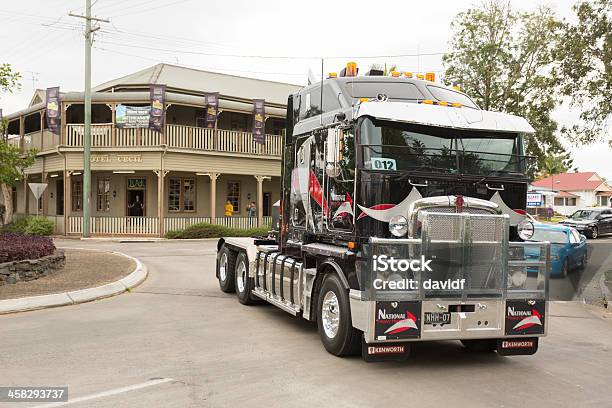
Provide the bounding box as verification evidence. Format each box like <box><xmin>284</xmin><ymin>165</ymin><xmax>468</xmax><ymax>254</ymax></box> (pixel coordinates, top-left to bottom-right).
<box><xmin>24</xmin><ymin>217</ymin><xmax>55</xmax><ymax>236</ymax></box>
<box><xmin>2</xmin><ymin>216</ymin><xmax>54</xmax><ymax>236</ymax></box>
<box><xmin>0</xmin><ymin>233</ymin><xmax>56</xmax><ymax>263</ymax></box>
<box><xmin>166</xmin><ymin>222</ymin><xmax>270</xmax><ymax>239</ymax></box>
<box><xmin>2</xmin><ymin>216</ymin><xmax>30</xmax><ymax>234</ymax></box>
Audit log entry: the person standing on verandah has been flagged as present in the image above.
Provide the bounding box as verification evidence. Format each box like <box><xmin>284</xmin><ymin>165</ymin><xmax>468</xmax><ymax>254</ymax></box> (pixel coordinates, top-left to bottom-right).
<box><xmin>224</xmin><ymin>200</ymin><xmax>234</xmax><ymax>217</ymax></box>
<box><xmin>128</xmin><ymin>195</ymin><xmax>144</xmax><ymax>217</ymax></box>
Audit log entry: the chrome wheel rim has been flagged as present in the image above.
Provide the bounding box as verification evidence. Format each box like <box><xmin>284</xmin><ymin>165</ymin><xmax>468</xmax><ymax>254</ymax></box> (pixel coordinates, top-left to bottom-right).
<box><xmin>322</xmin><ymin>291</ymin><xmax>340</xmax><ymax>339</ymax></box>
<box><xmin>236</xmin><ymin>260</ymin><xmax>246</xmax><ymax>293</ymax></box>
<box><xmin>592</xmin><ymin>228</ymin><xmax>598</xmax><ymax>239</ymax></box>
<box><xmin>219</xmin><ymin>253</ymin><xmax>228</xmax><ymax>282</ymax></box>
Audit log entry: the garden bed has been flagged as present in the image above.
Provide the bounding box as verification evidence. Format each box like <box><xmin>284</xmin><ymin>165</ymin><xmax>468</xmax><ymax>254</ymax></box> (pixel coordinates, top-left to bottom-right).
<box><xmin>0</xmin><ymin>233</ymin><xmax>56</xmax><ymax>263</ymax></box>
<box><xmin>0</xmin><ymin>249</ymin><xmax>136</xmax><ymax>300</ymax></box>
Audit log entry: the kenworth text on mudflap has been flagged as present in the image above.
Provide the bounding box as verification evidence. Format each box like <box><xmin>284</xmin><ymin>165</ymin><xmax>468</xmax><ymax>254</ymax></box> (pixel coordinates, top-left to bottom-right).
<box><xmin>216</xmin><ymin>64</ymin><xmax>550</xmax><ymax>362</ymax></box>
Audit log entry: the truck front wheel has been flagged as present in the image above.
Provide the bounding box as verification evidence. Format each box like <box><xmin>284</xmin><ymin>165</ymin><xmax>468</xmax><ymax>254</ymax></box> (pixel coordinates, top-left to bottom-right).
<box><xmin>218</xmin><ymin>245</ymin><xmax>236</xmax><ymax>293</ymax></box>
<box><xmin>317</xmin><ymin>273</ymin><xmax>361</xmax><ymax>356</ymax></box>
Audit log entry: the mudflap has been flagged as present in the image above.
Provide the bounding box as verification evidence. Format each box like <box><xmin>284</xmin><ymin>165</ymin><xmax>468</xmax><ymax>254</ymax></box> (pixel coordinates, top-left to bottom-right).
<box><xmin>362</xmin><ymin>342</ymin><xmax>411</xmax><ymax>362</ymax></box>
<box><xmin>497</xmin><ymin>337</ymin><xmax>539</xmax><ymax>356</ymax></box>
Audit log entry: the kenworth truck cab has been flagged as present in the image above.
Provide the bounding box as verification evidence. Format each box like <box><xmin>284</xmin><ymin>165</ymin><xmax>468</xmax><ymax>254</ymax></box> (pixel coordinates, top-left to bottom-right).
<box><xmin>216</xmin><ymin>65</ymin><xmax>550</xmax><ymax>361</ymax></box>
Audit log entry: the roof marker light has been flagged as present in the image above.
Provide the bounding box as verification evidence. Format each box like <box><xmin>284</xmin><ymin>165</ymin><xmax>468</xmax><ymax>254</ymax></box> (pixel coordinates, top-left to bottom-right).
<box><xmin>453</xmin><ymin>85</ymin><xmax>461</xmax><ymax>91</ymax></box>
<box><xmin>345</xmin><ymin>62</ymin><xmax>357</xmax><ymax>77</ymax></box>
<box><xmin>416</xmin><ymin>73</ymin><xmax>424</xmax><ymax>80</ymax></box>
<box><xmin>452</xmin><ymin>102</ymin><xmax>462</xmax><ymax>108</ymax></box>
<box><xmin>421</xmin><ymin>99</ymin><xmax>434</xmax><ymax>105</ymax></box>
<box><xmin>391</xmin><ymin>71</ymin><xmax>400</xmax><ymax>77</ymax></box>
<box><xmin>438</xmin><ymin>101</ymin><xmax>449</xmax><ymax>106</ymax></box>
<box><xmin>425</xmin><ymin>72</ymin><xmax>435</xmax><ymax>81</ymax></box>
<box><xmin>359</xmin><ymin>97</ymin><xmax>369</xmax><ymax>103</ymax></box>
<box><xmin>404</xmin><ymin>72</ymin><xmax>413</xmax><ymax>78</ymax></box>
<box><xmin>328</xmin><ymin>72</ymin><xmax>337</xmax><ymax>78</ymax></box>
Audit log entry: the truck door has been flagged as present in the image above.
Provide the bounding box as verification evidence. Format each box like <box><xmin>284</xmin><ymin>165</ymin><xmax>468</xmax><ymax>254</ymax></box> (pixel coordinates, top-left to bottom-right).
<box><xmin>324</xmin><ymin>128</ymin><xmax>356</xmax><ymax>232</ymax></box>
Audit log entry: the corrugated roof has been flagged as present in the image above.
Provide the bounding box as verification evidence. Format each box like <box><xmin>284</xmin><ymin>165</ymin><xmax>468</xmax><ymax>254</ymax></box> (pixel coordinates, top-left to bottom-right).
<box><xmin>92</xmin><ymin>63</ymin><xmax>303</xmax><ymax>106</ymax></box>
<box><xmin>532</xmin><ymin>172</ymin><xmax>609</xmax><ymax>192</ymax></box>
<box><xmin>556</xmin><ymin>191</ymin><xmax>579</xmax><ymax>198</ymax></box>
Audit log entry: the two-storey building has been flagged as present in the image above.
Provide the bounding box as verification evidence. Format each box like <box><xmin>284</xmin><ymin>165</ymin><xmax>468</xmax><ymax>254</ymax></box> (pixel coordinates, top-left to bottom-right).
<box><xmin>2</xmin><ymin>64</ymin><xmax>301</xmax><ymax>236</ymax></box>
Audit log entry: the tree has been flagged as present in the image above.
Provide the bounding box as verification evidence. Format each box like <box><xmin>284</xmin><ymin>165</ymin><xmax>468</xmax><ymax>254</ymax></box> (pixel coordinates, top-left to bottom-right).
<box><xmin>0</xmin><ymin>63</ymin><xmax>31</xmax><ymax>225</ymax></box>
<box><xmin>539</xmin><ymin>151</ymin><xmax>572</xmax><ymax>178</ymax></box>
<box><xmin>0</xmin><ymin>139</ymin><xmax>36</xmax><ymax>225</ymax></box>
<box><xmin>442</xmin><ymin>0</ymin><xmax>569</xmax><ymax>178</ymax></box>
<box><xmin>0</xmin><ymin>63</ymin><xmax>20</xmax><ymax>94</ymax></box>
<box><xmin>556</xmin><ymin>0</ymin><xmax>611</xmax><ymax>146</ymax></box>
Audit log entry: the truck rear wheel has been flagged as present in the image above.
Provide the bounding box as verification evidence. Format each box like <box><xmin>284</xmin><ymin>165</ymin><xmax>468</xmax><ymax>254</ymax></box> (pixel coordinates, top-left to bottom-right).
<box><xmin>461</xmin><ymin>339</ymin><xmax>497</xmax><ymax>352</ymax></box>
<box><xmin>235</xmin><ymin>251</ymin><xmax>257</xmax><ymax>305</ymax></box>
<box><xmin>218</xmin><ymin>245</ymin><xmax>236</xmax><ymax>293</ymax></box>
<box><xmin>317</xmin><ymin>273</ymin><xmax>361</xmax><ymax>356</ymax></box>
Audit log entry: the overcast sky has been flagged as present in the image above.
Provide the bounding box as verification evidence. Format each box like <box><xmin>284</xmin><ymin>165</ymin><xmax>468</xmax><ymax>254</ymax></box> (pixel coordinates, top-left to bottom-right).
<box><xmin>1</xmin><ymin>0</ymin><xmax>610</xmax><ymax>179</ymax></box>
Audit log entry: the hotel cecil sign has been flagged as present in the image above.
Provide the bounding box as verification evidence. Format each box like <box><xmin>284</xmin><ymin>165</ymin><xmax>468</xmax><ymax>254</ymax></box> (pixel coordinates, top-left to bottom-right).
<box><xmin>90</xmin><ymin>154</ymin><xmax>143</xmax><ymax>163</ymax></box>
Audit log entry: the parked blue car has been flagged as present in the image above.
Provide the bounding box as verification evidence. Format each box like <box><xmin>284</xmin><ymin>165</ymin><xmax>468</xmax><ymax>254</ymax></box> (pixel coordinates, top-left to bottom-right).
<box><xmin>525</xmin><ymin>224</ymin><xmax>588</xmax><ymax>278</ymax></box>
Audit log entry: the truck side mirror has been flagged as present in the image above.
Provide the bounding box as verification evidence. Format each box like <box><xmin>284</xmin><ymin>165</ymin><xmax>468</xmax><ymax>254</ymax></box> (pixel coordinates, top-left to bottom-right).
<box><xmin>325</xmin><ymin>128</ymin><xmax>343</xmax><ymax>178</ymax></box>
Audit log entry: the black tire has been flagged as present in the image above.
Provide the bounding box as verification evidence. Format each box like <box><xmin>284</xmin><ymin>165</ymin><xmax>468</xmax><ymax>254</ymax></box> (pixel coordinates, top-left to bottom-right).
<box><xmin>461</xmin><ymin>339</ymin><xmax>497</xmax><ymax>352</ymax></box>
<box><xmin>578</xmin><ymin>252</ymin><xmax>587</xmax><ymax>270</ymax></box>
<box><xmin>217</xmin><ymin>245</ymin><xmax>236</xmax><ymax>293</ymax></box>
<box><xmin>561</xmin><ymin>258</ymin><xmax>569</xmax><ymax>278</ymax></box>
<box><xmin>317</xmin><ymin>273</ymin><xmax>362</xmax><ymax>356</ymax></box>
<box><xmin>590</xmin><ymin>227</ymin><xmax>598</xmax><ymax>239</ymax></box>
<box><xmin>235</xmin><ymin>251</ymin><xmax>257</xmax><ymax>305</ymax></box>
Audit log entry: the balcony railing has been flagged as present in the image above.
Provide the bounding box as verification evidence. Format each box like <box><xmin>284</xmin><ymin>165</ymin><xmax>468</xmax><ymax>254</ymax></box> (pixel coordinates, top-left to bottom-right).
<box><xmin>63</xmin><ymin>123</ymin><xmax>282</xmax><ymax>157</ymax></box>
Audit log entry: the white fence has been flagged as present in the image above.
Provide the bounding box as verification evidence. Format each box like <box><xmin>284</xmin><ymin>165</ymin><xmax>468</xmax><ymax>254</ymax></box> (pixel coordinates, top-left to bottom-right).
<box><xmin>68</xmin><ymin>216</ymin><xmax>159</xmax><ymax>236</ymax></box>
<box><xmin>67</xmin><ymin>216</ymin><xmax>273</xmax><ymax>236</ymax></box>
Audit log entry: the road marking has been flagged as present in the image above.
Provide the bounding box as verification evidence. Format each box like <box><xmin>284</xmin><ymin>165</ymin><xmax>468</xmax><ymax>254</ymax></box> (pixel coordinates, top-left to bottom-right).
<box><xmin>32</xmin><ymin>378</ymin><xmax>174</xmax><ymax>408</ymax></box>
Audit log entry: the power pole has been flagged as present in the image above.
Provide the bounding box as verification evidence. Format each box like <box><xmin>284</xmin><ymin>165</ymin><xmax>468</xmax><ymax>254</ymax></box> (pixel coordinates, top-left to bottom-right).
<box><xmin>70</xmin><ymin>1</ymin><xmax>108</xmax><ymax>237</ymax></box>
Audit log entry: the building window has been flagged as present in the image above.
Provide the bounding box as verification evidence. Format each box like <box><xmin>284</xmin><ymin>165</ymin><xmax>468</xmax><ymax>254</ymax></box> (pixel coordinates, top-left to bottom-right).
<box><xmin>227</xmin><ymin>181</ymin><xmax>240</xmax><ymax>213</ymax></box>
<box><xmin>597</xmin><ymin>196</ymin><xmax>609</xmax><ymax>206</ymax></box>
<box><xmin>554</xmin><ymin>197</ymin><xmax>577</xmax><ymax>206</ymax></box>
<box><xmin>97</xmin><ymin>177</ymin><xmax>111</xmax><ymax>212</ymax></box>
<box><xmin>72</xmin><ymin>180</ymin><xmax>82</xmax><ymax>211</ymax></box>
<box><xmin>168</xmin><ymin>178</ymin><xmax>196</xmax><ymax>212</ymax></box>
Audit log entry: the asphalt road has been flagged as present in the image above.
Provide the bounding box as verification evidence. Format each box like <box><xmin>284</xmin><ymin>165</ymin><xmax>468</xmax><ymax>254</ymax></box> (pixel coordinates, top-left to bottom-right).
<box><xmin>1</xmin><ymin>239</ymin><xmax>611</xmax><ymax>408</ymax></box>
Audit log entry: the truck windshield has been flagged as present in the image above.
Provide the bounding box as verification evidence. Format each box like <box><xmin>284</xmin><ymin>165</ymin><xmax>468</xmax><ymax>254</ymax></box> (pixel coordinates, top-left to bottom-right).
<box><xmin>359</xmin><ymin>118</ymin><xmax>525</xmax><ymax>175</ymax></box>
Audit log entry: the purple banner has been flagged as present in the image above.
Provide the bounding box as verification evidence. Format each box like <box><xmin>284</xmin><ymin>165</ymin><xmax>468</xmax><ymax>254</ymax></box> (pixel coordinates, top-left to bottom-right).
<box><xmin>252</xmin><ymin>99</ymin><xmax>265</xmax><ymax>144</ymax></box>
<box><xmin>149</xmin><ymin>84</ymin><xmax>166</xmax><ymax>132</ymax></box>
<box><xmin>45</xmin><ymin>87</ymin><xmax>61</xmax><ymax>135</ymax></box>
<box><xmin>205</xmin><ymin>92</ymin><xmax>219</xmax><ymax>129</ymax></box>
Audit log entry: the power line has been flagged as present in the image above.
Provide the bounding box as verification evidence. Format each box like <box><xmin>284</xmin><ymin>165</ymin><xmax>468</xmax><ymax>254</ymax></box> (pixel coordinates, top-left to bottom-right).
<box><xmin>93</xmin><ymin>45</ymin><xmax>307</xmax><ymax>77</ymax></box>
<box><xmin>95</xmin><ymin>39</ymin><xmax>447</xmax><ymax>60</ymax></box>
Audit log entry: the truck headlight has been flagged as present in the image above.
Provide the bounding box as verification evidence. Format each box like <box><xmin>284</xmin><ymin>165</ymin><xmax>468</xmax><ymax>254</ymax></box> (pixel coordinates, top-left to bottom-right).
<box><xmin>517</xmin><ymin>219</ymin><xmax>534</xmax><ymax>240</ymax></box>
<box><xmin>389</xmin><ymin>215</ymin><xmax>408</xmax><ymax>237</ymax></box>
<box><xmin>508</xmin><ymin>268</ymin><xmax>527</xmax><ymax>289</ymax></box>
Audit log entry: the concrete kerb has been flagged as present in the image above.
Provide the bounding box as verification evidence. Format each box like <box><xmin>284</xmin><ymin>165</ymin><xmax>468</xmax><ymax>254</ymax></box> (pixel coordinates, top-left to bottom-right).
<box><xmin>0</xmin><ymin>248</ymin><xmax>147</xmax><ymax>315</ymax></box>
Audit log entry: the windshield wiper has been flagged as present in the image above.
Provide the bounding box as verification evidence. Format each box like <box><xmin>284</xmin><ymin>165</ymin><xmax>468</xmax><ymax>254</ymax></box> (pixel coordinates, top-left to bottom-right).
<box><xmin>473</xmin><ymin>170</ymin><xmax>523</xmax><ymax>185</ymax></box>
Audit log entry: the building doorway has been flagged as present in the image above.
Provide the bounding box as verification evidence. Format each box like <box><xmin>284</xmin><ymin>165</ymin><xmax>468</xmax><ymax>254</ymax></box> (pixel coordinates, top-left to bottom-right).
<box><xmin>56</xmin><ymin>179</ymin><xmax>64</xmax><ymax>215</ymax></box>
<box><xmin>263</xmin><ymin>192</ymin><xmax>271</xmax><ymax>216</ymax></box>
<box><xmin>126</xmin><ymin>178</ymin><xmax>146</xmax><ymax>216</ymax></box>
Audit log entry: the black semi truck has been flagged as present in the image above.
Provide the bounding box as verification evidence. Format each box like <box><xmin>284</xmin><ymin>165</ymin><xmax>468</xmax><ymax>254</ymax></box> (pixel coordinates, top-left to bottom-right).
<box><xmin>216</xmin><ymin>65</ymin><xmax>550</xmax><ymax>361</ymax></box>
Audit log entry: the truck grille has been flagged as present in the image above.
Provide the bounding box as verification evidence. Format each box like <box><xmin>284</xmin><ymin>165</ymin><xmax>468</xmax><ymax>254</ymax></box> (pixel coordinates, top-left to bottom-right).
<box><xmin>420</xmin><ymin>211</ymin><xmax>509</xmax><ymax>297</ymax></box>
